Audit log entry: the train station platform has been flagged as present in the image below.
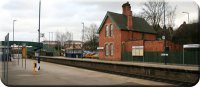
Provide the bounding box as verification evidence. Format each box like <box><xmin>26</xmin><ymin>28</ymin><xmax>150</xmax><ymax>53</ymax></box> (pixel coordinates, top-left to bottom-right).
<box><xmin>40</xmin><ymin>56</ymin><xmax>199</xmax><ymax>86</ymax></box>
<box><xmin>1</xmin><ymin>58</ymin><xmax>172</xmax><ymax>86</ymax></box>
<box><xmin>41</xmin><ymin>56</ymin><xmax>199</xmax><ymax>71</ymax></box>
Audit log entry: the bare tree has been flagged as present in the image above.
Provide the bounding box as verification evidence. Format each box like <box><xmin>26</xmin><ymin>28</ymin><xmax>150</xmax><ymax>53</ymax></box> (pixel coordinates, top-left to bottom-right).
<box><xmin>65</xmin><ymin>32</ymin><xmax>73</xmax><ymax>48</ymax></box>
<box><xmin>141</xmin><ymin>0</ymin><xmax>176</xmax><ymax>29</ymax></box>
<box><xmin>141</xmin><ymin>0</ymin><xmax>177</xmax><ymax>41</ymax></box>
<box><xmin>55</xmin><ymin>31</ymin><xmax>61</xmax><ymax>47</ymax></box>
<box><xmin>84</xmin><ymin>24</ymin><xmax>98</xmax><ymax>41</ymax></box>
<box><xmin>55</xmin><ymin>30</ymin><xmax>72</xmax><ymax>55</ymax></box>
<box><xmin>55</xmin><ymin>31</ymin><xmax>61</xmax><ymax>55</ymax></box>
<box><xmin>167</xmin><ymin>6</ymin><xmax>177</xmax><ymax>28</ymax></box>
<box><xmin>83</xmin><ymin>24</ymin><xmax>99</xmax><ymax>51</ymax></box>
<box><xmin>141</xmin><ymin>0</ymin><xmax>165</xmax><ymax>28</ymax></box>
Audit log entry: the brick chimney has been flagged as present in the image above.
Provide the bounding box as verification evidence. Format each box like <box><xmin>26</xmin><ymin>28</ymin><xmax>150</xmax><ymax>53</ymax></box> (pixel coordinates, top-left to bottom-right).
<box><xmin>127</xmin><ymin>11</ymin><xmax>133</xmax><ymax>30</ymax></box>
<box><xmin>122</xmin><ymin>2</ymin><xmax>133</xmax><ymax>30</ymax></box>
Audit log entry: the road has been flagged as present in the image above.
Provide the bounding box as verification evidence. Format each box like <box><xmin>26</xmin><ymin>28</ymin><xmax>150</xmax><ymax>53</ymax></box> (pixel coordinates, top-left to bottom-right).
<box><xmin>0</xmin><ymin>58</ymin><xmax>172</xmax><ymax>86</ymax></box>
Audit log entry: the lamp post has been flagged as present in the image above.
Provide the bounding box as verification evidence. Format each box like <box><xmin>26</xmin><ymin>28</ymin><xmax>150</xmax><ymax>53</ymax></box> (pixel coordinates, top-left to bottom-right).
<box><xmin>82</xmin><ymin>22</ymin><xmax>84</xmax><ymax>58</ymax></box>
<box><xmin>48</xmin><ymin>32</ymin><xmax>53</xmax><ymax>48</ymax></box>
<box><xmin>51</xmin><ymin>32</ymin><xmax>53</xmax><ymax>42</ymax></box>
<box><xmin>12</xmin><ymin>20</ymin><xmax>16</xmax><ymax>60</ymax></box>
<box><xmin>49</xmin><ymin>32</ymin><xmax>50</xmax><ymax>47</ymax></box>
<box><xmin>182</xmin><ymin>12</ymin><xmax>189</xmax><ymax>23</ymax></box>
<box><xmin>37</xmin><ymin>0</ymin><xmax>41</xmax><ymax>70</ymax></box>
<box><xmin>163</xmin><ymin>1</ymin><xmax>167</xmax><ymax>65</ymax></box>
<box><xmin>13</xmin><ymin>20</ymin><xmax>17</xmax><ymax>41</ymax></box>
<box><xmin>82</xmin><ymin>22</ymin><xmax>84</xmax><ymax>42</ymax></box>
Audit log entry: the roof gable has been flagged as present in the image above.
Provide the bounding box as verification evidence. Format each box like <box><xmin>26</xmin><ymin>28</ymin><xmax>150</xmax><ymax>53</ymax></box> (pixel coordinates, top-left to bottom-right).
<box><xmin>97</xmin><ymin>11</ymin><xmax>121</xmax><ymax>33</ymax></box>
<box><xmin>97</xmin><ymin>11</ymin><xmax>157</xmax><ymax>34</ymax></box>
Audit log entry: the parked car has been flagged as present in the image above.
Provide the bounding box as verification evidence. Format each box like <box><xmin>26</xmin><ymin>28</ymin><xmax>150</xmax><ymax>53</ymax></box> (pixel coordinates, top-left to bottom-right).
<box><xmin>90</xmin><ymin>53</ymin><xmax>98</xmax><ymax>58</ymax></box>
<box><xmin>84</xmin><ymin>53</ymin><xmax>98</xmax><ymax>58</ymax></box>
<box><xmin>83</xmin><ymin>51</ymin><xmax>92</xmax><ymax>58</ymax></box>
<box><xmin>84</xmin><ymin>54</ymin><xmax>92</xmax><ymax>58</ymax></box>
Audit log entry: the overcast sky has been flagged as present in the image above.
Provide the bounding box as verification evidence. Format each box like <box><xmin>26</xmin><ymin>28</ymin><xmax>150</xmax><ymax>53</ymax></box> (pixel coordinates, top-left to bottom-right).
<box><xmin>0</xmin><ymin>0</ymin><xmax>199</xmax><ymax>42</ymax></box>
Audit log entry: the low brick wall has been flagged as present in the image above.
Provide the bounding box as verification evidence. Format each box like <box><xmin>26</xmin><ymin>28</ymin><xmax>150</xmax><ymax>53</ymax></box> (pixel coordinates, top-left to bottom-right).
<box><xmin>124</xmin><ymin>40</ymin><xmax>183</xmax><ymax>52</ymax></box>
<box><xmin>40</xmin><ymin>57</ymin><xmax>199</xmax><ymax>86</ymax></box>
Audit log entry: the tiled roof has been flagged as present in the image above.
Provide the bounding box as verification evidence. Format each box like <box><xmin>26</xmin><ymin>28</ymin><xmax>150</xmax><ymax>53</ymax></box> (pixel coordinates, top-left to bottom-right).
<box><xmin>97</xmin><ymin>11</ymin><xmax>157</xmax><ymax>34</ymax></box>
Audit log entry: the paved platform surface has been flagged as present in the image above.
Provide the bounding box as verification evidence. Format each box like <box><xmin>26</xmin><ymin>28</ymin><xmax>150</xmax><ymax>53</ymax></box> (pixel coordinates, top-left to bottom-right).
<box><xmin>42</xmin><ymin>56</ymin><xmax>199</xmax><ymax>71</ymax></box>
<box><xmin>0</xmin><ymin>58</ymin><xmax>173</xmax><ymax>86</ymax></box>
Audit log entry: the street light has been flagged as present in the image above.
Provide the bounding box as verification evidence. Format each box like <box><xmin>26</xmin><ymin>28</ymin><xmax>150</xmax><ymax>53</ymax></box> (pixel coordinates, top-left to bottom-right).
<box><xmin>51</xmin><ymin>32</ymin><xmax>53</xmax><ymax>41</ymax></box>
<box><xmin>37</xmin><ymin>0</ymin><xmax>41</xmax><ymax>70</ymax></box>
<box><xmin>163</xmin><ymin>1</ymin><xmax>167</xmax><ymax>65</ymax></box>
<box><xmin>49</xmin><ymin>32</ymin><xmax>50</xmax><ymax>47</ymax></box>
<box><xmin>82</xmin><ymin>22</ymin><xmax>84</xmax><ymax>42</ymax></box>
<box><xmin>182</xmin><ymin>12</ymin><xmax>189</xmax><ymax>23</ymax></box>
<box><xmin>13</xmin><ymin>20</ymin><xmax>17</xmax><ymax>41</ymax></box>
<box><xmin>82</xmin><ymin>22</ymin><xmax>84</xmax><ymax>58</ymax></box>
<box><xmin>12</xmin><ymin>20</ymin><xmax>17</xmax><ymax>59</ymax></box>
<box><xmin>48</xmin><ymin>32</ymin><xmax>53</xmax><ymax>47</ymax></box>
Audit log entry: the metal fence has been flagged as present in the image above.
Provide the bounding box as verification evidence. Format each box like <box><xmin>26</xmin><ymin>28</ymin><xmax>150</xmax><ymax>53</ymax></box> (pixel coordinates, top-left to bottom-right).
<box><xmin>122</xmin><ymin>50</ymin><xmax>199</xmax><ymax>65</ymax></box>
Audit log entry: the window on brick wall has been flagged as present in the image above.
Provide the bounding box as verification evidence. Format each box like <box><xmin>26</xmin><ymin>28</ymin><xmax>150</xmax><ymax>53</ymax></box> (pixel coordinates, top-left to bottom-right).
<box><xmin>110</xmin><ymin>24</ymin><xmax>113</xmax><ymax>37</ymax></box>
<box><xmin>105</xmin><ymin>25</ymin><xmax>109</xmax><ymax>37</ymax></box>
<box><xmin>105</xmin><ymin>44</ymin><xmax>109</xmax><ymax>56</ymax></box>
<box><xmin>110</xmin><ymin>43</ymin><xmax>114</xmax><ymax>56</ymax></box>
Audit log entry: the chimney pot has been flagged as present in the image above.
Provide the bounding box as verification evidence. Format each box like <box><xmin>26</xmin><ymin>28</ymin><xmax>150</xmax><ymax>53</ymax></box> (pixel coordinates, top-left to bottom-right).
<box><xmin>122</xmin><ymin>2</ymin><xmax>131</xmax><ymax>16</ymax></box>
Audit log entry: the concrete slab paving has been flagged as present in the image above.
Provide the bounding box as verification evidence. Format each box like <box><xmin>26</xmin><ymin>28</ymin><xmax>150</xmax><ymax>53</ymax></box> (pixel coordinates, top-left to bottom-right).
<box><xmin>1</xmin><ymin>58</ymin><xmax>173</xmax><ymax>86</ymax></box>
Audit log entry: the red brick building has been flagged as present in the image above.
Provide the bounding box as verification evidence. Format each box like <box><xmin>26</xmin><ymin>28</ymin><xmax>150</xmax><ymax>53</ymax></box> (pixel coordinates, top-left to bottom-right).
<box><xmin>97</xmin><ymin>2</ymin><xmax>182</xmax><ymax>61</ymax></box>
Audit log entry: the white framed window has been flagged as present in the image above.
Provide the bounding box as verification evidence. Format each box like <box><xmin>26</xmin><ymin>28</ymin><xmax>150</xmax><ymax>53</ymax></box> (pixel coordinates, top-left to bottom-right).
<box><xmin>105</xmin><ymin>25</ymin><xmax>109</xmax><ymax>37</ymax></box>
<box><xmin>110</xmin><ymin>43</ymin><xmax>114</xmax><ymax>56</ymax></box>
<box><xmin>110</xmin><ymin>24</ymin><xmax>113</xmax><ymax>37</ymax></box>
<box><xmin>105</xmin><ymin>44</ymin><xmax>109</xmax><ymax>56</ymax></box>
<box><xmin>132</xmin><ymin>46</ymin><xmax>144</xmax><ymax>56</ymax></box>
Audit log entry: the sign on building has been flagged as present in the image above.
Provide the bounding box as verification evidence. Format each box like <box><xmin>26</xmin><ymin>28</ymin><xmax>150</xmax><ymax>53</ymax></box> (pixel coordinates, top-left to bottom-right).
<box><xmin>97</xmin><ymin>47</ymin><xmax>104</xmax><ymax>50</ymax></box>
<box><xmin>132</xmin><ymin>46</ymin><xmax>144</xmax><ymax>56</ymax></box>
